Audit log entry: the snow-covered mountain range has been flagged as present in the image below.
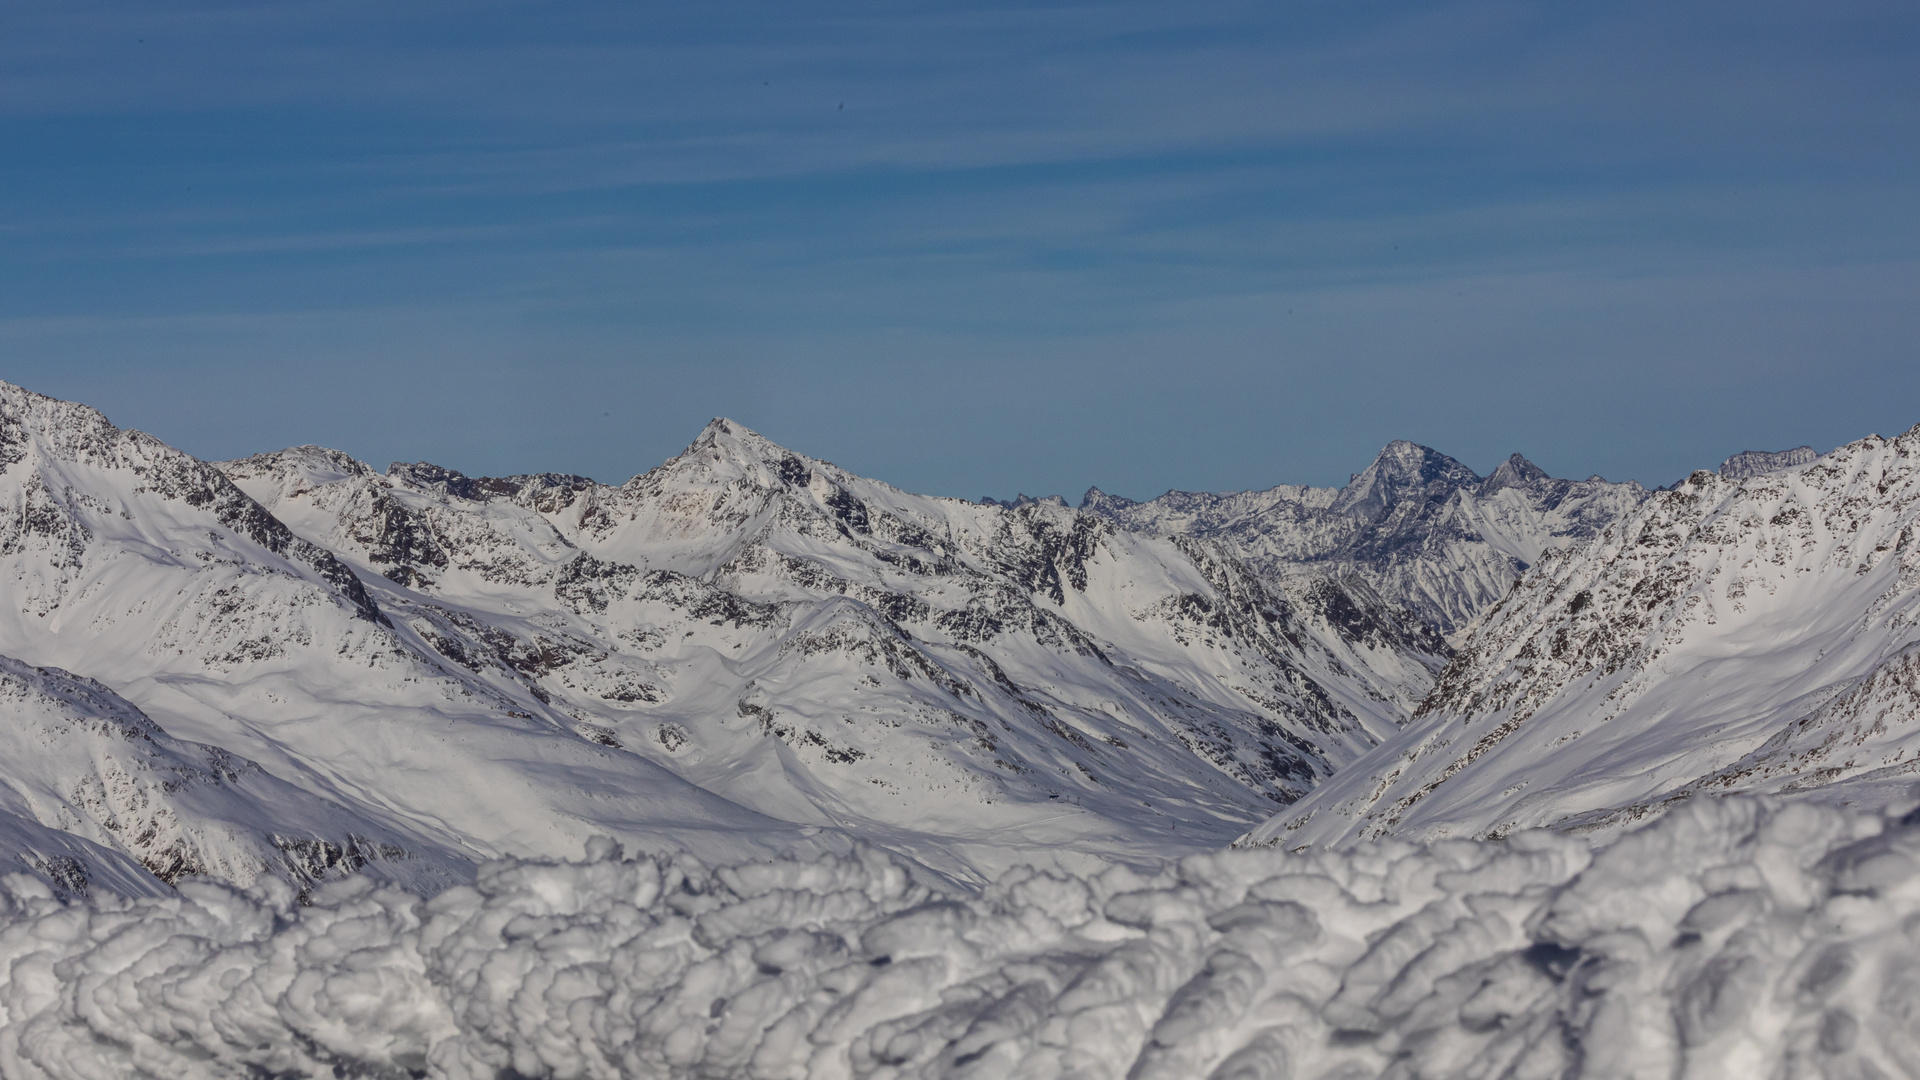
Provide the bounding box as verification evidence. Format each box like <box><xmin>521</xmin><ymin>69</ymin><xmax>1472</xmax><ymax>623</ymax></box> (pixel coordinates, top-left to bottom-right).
<box><xmin>0</xmin><ymin>385</ymin><xmax>832</xmax><ymax>897</ymax></box>
<box><xmin>14</xmin><ymin>376</ymin><xmax>1920</xmax><ymax>1080</ymax></box>
<box><xmin>2</xmin><ymin>381</ymin><xmax>1487</xmax><ymax>893</ymax></box>
<box><xmin>8</xmin><ymin>375</ymin><xmax>1915</xmax><ymax>904</ymax></box>
<box><xmin>217</xmin><ymin>417</ymin><xmax>1461</xmax><ymax>877</ymax></box>
<box><xmin>1247</xmin><ymin>424</ymin><xmax>1920</xmax><ymax>848</ymax></box>
<box><xmin>1083</xmin><ymin>442</ymin><xmax>1649</xmax><ymax>638</ymax></box>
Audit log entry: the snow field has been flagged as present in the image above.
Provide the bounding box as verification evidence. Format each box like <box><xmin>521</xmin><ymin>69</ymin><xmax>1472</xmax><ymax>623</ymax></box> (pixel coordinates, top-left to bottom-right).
<box><xmin>2</xmin><ymin>795</ymin><xmax>1918</xmax><ymax>1079</ymax></box>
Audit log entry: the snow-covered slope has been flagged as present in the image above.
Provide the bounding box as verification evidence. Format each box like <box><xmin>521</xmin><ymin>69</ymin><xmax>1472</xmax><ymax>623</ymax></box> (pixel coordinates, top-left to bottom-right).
<box><xmin>1248</xmin><ymin>426</ymin><xmax>1920</xmax><ymax>848</ymax></box>
<box><xmin>0</xmin><ymin>383</ymin><xmax>837</xmax><ymax>894</ymax></box>
<box><xmin>215</xmin><ymin>418</ymin><xmax>1448</xmax><ymax>879</ymax></box>
<box><xmin>0</xmin><ymin>655</ymin><xmax>464</xmax><ymax>897</ymax></box>
<box><xmin>1085</xmin><ymin>441</ymin><xmax>1648</xmax><ymax>638</ymax></box>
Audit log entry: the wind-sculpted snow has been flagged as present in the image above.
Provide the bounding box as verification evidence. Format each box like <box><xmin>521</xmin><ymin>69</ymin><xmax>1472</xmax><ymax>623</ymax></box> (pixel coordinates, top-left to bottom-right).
<box><xmin>2</xmin><ymin>796</ymin><xmax>1918</xmax><ymax>1079</ymax></box>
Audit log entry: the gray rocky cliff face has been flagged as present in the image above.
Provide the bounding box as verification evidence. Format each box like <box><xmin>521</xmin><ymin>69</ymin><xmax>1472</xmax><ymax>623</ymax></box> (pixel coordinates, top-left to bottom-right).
<box><xmin>1719</xmin><ymin>445</ymin><xmax>1819</xmax><ymax>479</ymax></box>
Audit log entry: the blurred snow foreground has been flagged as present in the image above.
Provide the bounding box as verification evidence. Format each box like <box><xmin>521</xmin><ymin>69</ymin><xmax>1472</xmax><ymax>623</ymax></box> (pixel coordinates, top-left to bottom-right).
<box><xmin>4</xmin><ymin>798</ymin><xmax>1920</xmax><ymax>1079</ymax></box>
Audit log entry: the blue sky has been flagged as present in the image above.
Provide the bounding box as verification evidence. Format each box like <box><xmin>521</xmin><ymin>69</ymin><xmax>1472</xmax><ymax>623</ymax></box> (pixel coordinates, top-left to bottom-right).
<box><xmin>2</xmin><ymin>0</ymin><xmax>1916</xmax><ymax>498</ymax></box>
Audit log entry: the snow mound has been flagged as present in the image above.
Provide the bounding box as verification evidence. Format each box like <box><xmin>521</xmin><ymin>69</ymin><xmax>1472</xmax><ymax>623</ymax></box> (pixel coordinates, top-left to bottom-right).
<box><xmin>4</xmin><ymin>795</ymin><xmax>1919</xmax><ymax>1079</ymax></box>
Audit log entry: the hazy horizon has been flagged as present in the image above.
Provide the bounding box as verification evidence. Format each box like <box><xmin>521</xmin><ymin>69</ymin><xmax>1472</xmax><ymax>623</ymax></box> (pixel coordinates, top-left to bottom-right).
<box><xmin>3</xmin><ymin>0</ymin><xmax>1915</xmax><ymax>499</ymax></box>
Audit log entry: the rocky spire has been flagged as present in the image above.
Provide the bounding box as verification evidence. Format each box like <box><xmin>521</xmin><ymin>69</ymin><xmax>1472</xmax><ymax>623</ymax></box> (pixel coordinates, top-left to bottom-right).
<box><xmin>1329</xmin><ymin>440</ymin><xmax>1481</xmax><ymax>522</ymax></box>
<box><xmin>1478</xmin><ymin>453</ymin><xmax>1550</xmax><ymax>495</ymax></box>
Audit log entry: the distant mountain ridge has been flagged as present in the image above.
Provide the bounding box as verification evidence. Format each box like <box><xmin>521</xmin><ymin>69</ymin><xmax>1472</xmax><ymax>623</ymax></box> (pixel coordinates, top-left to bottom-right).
<box><xmin>1080</xmin><ymin>441</ymin><xmax>1650</xmax><ymax>638</ymax></box>
<box><xmin>5</xmin><ymin>375</ymin><xmax>1889</xmax><ymax>896</ymax></box>
<box><xmin>1246</xmin><ymin>426</ymin><xmax>1920</xmax><ymax>848</ymax></box>
<box><xmin>216</xmin><ymin>417</ymin><xmax>1455</xmax><ymax>879</ymax></box>
<box><xmin>1</xmin><ymin>381</ymin><xmax>1465</xmax><ymax>892</ymax></box>
<box><xmin>1719</xmin><ymin>444</ymin><xmax>1819</xmax><ymax>479</ymax></box>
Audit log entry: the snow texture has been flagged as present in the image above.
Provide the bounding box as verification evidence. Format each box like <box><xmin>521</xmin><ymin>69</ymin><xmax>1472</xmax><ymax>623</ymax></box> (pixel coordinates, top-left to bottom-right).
<box><xmin>2</xmin><ymin>795</ymin><xmax>1918</xmax><ymax>1079</ymax></box>
<box><xmin>0</xmin><ymin>655</ymin><xmax>465</xmax><ymax>899</ymax></box>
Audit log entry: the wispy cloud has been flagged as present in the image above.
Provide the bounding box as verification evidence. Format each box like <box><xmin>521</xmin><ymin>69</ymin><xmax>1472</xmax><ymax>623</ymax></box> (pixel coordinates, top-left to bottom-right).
<box><xmin>0</xmin><ymin>0</ymin><xmax>1915</xmax><ymax>496</ymax></box>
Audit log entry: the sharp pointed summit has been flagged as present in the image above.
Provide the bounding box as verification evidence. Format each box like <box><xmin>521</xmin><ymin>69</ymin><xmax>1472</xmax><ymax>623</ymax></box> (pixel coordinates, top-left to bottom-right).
<box><xmin>1078</xmin><ymin>486</ymin><xmax>1136</xmax><ymax>514</ymax></box>
<box><xmin>1479</xmin><ymin>452</ymin><xmax>1550</xmax><ymax>495</ymax></box>
<box><xmin>637</xmin><ymin>416</ymin><xmax>823</xmax><ymax>492</ymax></box>
<box><xmin>1329</xmin><ymin>440</ymin><xmax>1481</xmax><ymax>522</ymax></box>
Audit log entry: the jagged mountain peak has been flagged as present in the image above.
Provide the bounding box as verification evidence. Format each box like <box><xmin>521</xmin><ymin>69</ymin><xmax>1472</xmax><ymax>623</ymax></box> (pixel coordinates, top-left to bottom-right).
<box><xmin>220</xmin><ymin>445</ymin><xmax>377</xmax><ymax>490</ymax></box>
<box><xmin>0</xmin><ymin>384</ymin><xmax>385</xmax><ymax>624</ymax></box>
<box><xmin>1479</xmin><ymin>452</ymin><xmax>1549</xmax><ymax>495</ymax></box>
<box><xmin>0</xmin><ymin>379</ymin><xmax>130</xmax><ymax>468</ymax></box>
<box><xmin>1079</xmin><ymin>486</ymin><xmax>1136</xmax><ymax>513</ymax></box>
<box><xmin>1084</xmin><ymin>438</ymin><xmax>1649</xmax><ymax>637</ymax></box>
<box><xmin>689</xmin><ymin>416</ymin><xmax>801</xmax><ymax>470</ymax></box>
<box><xmin>633</xmin><ymin>416</ymin><xmax>828</xmax><ymax>494</ymax></box>
<box><xmin>1330</xmin><ymin>440</ymin><xmax>1481</xmax><ymax>522</ymax></box>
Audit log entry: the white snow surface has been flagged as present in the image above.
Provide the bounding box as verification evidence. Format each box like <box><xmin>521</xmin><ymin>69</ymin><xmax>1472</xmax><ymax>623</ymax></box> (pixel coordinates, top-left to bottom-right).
<box><xmin>2</xmin><ymin>794</ymin><xmax>1919</xmax><ymax>1079</ymax></box>
<box><xmin>0</xmin><ymin>655</ymin><xmax>466</xmax><ymax>897</ymax></box>
<box><xmin>1250</xmin><ymin>426</ymin><xmax>1920</xmax><ymax>849</ymax></box>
